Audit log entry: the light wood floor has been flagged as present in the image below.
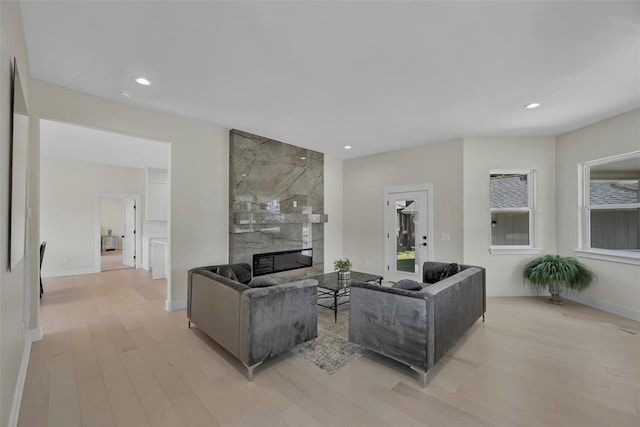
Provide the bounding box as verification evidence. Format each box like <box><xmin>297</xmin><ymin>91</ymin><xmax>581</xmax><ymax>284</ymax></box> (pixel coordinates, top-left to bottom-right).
<box><xmin>101</xmin><ymin>250</ymin><xmax>132</xmax><ymax>272</ymax></box>
<box><xmin>19</xmin><ymin>269</ymin><xmax>640</xmax><ymax>427</ymax></box>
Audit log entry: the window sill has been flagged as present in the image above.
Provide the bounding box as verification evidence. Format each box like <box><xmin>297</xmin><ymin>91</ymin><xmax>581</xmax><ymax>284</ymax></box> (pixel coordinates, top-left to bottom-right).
<box><xmin>488</xmin><ymin>246</ymin><xmax>541</xmax><ymax>255</ymax></box>
<box><xmin>575</xmin><ymin>249</ymin><xmax>640</xmax><ymax>266</ymax></box>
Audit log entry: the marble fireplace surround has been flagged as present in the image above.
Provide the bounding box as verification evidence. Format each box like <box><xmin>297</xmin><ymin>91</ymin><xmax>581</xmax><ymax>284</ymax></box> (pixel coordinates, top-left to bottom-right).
<box><xmin>229</xmin><ymin>130</ymin><xmax>328</xmax><ymax>281</ymax></box>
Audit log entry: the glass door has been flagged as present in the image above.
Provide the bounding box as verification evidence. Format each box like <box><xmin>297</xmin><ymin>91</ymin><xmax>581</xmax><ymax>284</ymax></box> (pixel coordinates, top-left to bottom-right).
<box><xmin>385</xmin><ymin>190</ymin><xmax>429</xmax><ymax>282</ymax></box>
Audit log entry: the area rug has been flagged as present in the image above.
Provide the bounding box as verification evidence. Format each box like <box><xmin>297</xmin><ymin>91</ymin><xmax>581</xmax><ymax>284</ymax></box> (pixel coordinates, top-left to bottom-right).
<box><xmin>294</xmin><ymin>302</ymin><xmax>369</xmax><ymax>374</ymax></box>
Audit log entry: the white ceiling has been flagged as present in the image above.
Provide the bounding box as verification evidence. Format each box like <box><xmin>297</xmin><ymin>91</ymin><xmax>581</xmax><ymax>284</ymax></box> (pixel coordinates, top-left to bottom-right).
<box><xmin>40</xmin><ymin>119</ymin><xmax>169</xmax><ymax>169</ymax></box>
<box><xmin>21</xmin><ymin>1</ymin><xmax>640</xmax><ymax>160</ymax></box>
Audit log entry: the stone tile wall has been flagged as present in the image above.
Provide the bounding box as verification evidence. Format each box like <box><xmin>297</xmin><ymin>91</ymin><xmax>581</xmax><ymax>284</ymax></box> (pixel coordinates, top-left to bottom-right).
<box><xmin>229</xmin><ymin>130</ymin><xmax>326</xmax><ymax>280</ymax></box>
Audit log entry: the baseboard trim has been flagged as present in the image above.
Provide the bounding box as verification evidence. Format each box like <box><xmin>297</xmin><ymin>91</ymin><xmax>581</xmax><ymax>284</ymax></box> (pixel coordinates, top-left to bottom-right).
<box><xmin>486</xmin><ymin>289</ymin><xmax>535</xmax><ymax>297</ymax></box>
<box><xmin>564</xmin><ymin>294</ymin><xmax>640</xmax><ymax>321</ymax></box>
<box><xmin>42</xmin><ymin>267</ymin><xmax>100</xmax><ymax>278</ymax></box>
<box><xmin>165</xmin><ymin>298</ymin><xmax>187</xmax><ymax>312</ymax></box>
<box><xmin>8</xmin><ymin>337</ymin><xmax>32</xmax><ymax>427</ymax></box>
<box><xmin>27</xmin><ymin>327</ymin><xmax>43</xmax><ymax>342</ymax></box>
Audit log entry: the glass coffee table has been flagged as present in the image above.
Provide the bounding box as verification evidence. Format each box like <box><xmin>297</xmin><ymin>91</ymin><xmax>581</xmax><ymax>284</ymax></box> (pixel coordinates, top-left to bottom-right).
<box><xmin>308</xmin><ymin>271</ymin><xmax>383</xmax><ymax>322</ymax></box>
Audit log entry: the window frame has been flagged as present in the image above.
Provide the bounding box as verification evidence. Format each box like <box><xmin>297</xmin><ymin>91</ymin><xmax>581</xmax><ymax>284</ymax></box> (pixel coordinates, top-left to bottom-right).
<box><xmin>577</xmin><ymin>151</ymin><xmax>640</xmax><ymax>266</ymax></box>
<box><xmin>489</xmin><ymin>169</ymin><xmax>540</xmax><ymax>255</ymax></box>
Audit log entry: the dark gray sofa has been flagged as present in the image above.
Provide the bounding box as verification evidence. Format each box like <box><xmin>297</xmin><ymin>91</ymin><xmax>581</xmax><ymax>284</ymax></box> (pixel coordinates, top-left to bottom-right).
<box><xmin>348</xmin><ymin>262</ymin><xmax>485</xmax><ymax>387</ymax></box>
<box><xmin>187</xmin><ymin>263</ymin><xmax>318</xmax><ymax>380</ymax></box>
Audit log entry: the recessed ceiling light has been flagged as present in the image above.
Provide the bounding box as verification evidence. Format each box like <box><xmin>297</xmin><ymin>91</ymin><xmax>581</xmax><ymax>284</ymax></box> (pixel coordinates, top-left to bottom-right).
<box><xmin>135</xmin><ymin>77</ymin><xmax>151</xmax><ymax>86</ymax></box>
<box><xmin>524</xmin><ymin>102</ymin><xmax>541</xmax><ymax>109</ymax></box>
<box><xmin>119</xmin><ymin>90</ymin><xmax>132</xmax><ymax>99</ymax></box>
<box><xmin>300</xmin><ymin>156</ymin><xmax>306</xmax><ymax>160</ymax></box>
<box><xmin>344</xmin><ymin>145</ymin><xmax>352</xmax><ymax>150</ymax></box>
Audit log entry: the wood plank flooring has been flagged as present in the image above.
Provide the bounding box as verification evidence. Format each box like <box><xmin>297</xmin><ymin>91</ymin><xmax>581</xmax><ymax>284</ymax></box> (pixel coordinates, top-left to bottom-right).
<box><xmin>101</xmin><ymin>250</ymin><xmax>132</xmax><ymax>272</ymax></box>
<box><xmin>19</xmin><ymin>269</ymin><xmax>640</xmax><ymax>426</ymax></box>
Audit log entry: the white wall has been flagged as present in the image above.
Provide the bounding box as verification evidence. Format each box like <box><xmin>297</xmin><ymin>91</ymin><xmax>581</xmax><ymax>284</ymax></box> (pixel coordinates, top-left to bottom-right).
<box><xmin>31</xmin><ymin>80</ymin><xmax>229</xmax><ymax>309</ymax></box>
<box><xmin>40</xmin><ymin>158</ymin><xmax>144</xmax><ymax>275</ymax></box>
<box><xmin>343</xmin><ymin>139</ymin><xmax>464</xmax><ymax>276</ymax></box>
<box><xmin>324</xmin><ymin>155</ymin><xmax>344</xmax><ymax>272</ymax></box>
<box><xmin>463</xmin><ymin>137</ymin><xmax>557</xmax><ymax>296</ymax></box>
<box><xmin>556</xmin><ymin>109</ymin><xmax>640</xmax><ymax>320</ymax></box>
<box><xmin>0</xmin><ymin>2</ymin><xmax>34</xmax><ymax>426</ymax></box>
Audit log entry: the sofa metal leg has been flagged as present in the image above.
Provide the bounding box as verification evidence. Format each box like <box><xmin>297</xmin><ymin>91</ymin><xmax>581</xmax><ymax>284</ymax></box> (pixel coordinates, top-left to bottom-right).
<box><xmin>244</xmin><ymin>361</ymin><xmax>263</xmax><ymax>381</ymax></box>
<box><xmin>188</xmin><ymin>320</ymin><xmax>191</xmax><ymax>329</ymax></box>
<box><xmin>483</xmin><ymin>313</ymin><xmax>485</xmax><ymax>322</ymax></box>
<box><xmin>410</xmin><ymin>366</ymin><xmax>429</xmax><ymax>388</ymax></box>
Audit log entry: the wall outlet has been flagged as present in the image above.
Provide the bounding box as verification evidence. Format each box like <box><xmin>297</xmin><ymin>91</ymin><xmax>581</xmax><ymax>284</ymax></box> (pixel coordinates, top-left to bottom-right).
<box><xmin>442</xmin><ymin>233</ymin><xmax>450</xmax><ymax>241</ymax></box>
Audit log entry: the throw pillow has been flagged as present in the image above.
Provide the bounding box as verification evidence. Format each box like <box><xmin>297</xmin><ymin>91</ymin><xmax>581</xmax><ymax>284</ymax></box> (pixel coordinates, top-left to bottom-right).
<box><xmin>392</xmin><ymin>279</ymin><xmax>423</xmax><ymax>291</ymax></box>
<box><xmin>248</xmin><ymin>276</ymin><xmax>279</xmax><ymax>288</ymax></box>
<box><xmin>439</xmin><ymin>263</ymin><xmax>460</xmax><ymax>281</ymax></box>
<box><xmin>234</xmin><ymin>264</ymin><xmax>252</xmax><ymax>284</ymax></box>
<box><xmin>217</xmin><ymin>265</ymin><xmax>238</xmax><ymax>282</ymax></box>
<box><xmin>423</xmin><ymin>262</ymin><xmax>446</xmax><ymax>283</ymax></box>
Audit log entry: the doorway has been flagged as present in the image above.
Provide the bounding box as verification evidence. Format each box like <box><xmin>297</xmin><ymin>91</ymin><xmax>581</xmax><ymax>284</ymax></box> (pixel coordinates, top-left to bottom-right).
<box><xmin>384</xmin><ymin>184</ymin><xmax>433</xmax><ymax>282</ymax></box>
<box><xmin>96</xmin><ymin>193</ymin><xmax>141</xmax><ymax>272</ymax></box>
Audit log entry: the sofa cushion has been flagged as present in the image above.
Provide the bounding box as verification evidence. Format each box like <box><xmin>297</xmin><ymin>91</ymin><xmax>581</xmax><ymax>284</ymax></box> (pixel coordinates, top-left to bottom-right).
<box><xmin>248</xmin><ymin>276</ymin><xmax>279</xmax><ymax>288</ymax></box>
<box><xmin>393</xmin><ymin>279</ymin><xmax>423</xmax><ymax>291</ymax></box>
<box><xmin>439</xmin><ymin>263</ymin><xmax>460</xmax><ymax>281</ymax></box>
<box><xmin>218</xmin><ymin>265</ymin><xmax>239</xmax><ymax>282</ymax></box>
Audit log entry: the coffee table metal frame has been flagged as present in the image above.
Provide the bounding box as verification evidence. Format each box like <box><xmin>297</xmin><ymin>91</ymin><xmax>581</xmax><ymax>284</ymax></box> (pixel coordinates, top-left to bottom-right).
<box><xmin>309</xmin><ymin>271</ymin><xmax>383</xmax><ymax>322</ymax></box>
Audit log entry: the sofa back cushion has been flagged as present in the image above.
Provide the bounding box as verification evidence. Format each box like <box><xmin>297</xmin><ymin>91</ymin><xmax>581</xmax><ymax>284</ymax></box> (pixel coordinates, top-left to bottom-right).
<box><xmin>239</xmin><ymin>279</ymin><xmax>318</xmax><ymax>366</ymax></box>
<box><xmin>349</xmin><ymin>283</ymin><xmax>433</xmax><ymax>370</ymax></box>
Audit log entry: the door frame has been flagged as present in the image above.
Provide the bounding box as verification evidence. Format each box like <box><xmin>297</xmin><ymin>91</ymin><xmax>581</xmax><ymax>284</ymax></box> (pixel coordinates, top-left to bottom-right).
<box><xmin>384</xmin><ymin>183</ymin><xmax>434</xmax><ymax>282</ymax></box>
<box><xmin>122</xmin><ymin>198</ymin><xmax>136</xmax><ymax>267</ymax></box>
<box><xmin>95</xmin><ymin>192</ymin><xmax>141</xmax><ymax>271</ymax></box>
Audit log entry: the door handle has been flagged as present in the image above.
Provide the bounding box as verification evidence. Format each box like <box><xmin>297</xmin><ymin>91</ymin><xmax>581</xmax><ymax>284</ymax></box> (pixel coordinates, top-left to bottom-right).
<box><xmin>422</xmin><ymin>243</ymin><xmax>427</xmax><ymax>247</ymax></box>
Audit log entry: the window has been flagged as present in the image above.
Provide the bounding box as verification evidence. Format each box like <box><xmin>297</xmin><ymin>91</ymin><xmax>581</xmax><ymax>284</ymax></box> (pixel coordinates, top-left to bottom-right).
<box><xmin>579</xmin><ymin>152</ymin><xmax>640</xmax><ymax>264</ymax></box>
<box><xmin>489</xmin><ymin>170</ymin><xmax>539</xmax><ymax>254</ymax></box>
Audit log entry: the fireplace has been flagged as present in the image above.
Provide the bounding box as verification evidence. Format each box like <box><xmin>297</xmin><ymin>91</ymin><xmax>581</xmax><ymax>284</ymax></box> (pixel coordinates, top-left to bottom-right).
<box><xmin>253</xmin><ymin>249</ymin><xmax>313</xmax><ymax>276</ymax></box>
<box><xmin>229</xmin><ymin>130</ymin><xmax>326</xmax><ymax>277</ymax></box>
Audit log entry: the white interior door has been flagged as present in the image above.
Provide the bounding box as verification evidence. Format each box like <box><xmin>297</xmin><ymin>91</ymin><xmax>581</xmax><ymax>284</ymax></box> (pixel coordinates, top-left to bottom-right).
<box><xmin>122</xmin><ymin>199</ymin><xmax>136</xmax><ymax>267</ymax></box>
<box><xmin>385</xmin><ymin>189</ymin><xmax>430</xmax><ymax>282</ymax></box>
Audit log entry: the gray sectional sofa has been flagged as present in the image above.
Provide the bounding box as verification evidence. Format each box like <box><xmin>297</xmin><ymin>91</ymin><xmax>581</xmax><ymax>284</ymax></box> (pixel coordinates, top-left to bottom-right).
<box><xmin>348</xmin><ymin>262</ymin><xmax>485</xmax><ymax>387</ymax></box>
<box><xmin>187</xmin><ymin>263</ymin><xmax>318</xmax><ymax>380</ymax></box>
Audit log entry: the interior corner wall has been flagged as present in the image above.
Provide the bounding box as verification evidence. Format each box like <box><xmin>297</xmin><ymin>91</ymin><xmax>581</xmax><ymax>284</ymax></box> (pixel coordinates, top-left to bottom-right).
<box><xmin>343</xmin><ymin>139</ymin><xmax>464</xmax><ymax>276</ymax></box>
<box><xmin>0</xmin><ymin>2</ymin><xmax>33</xmax><ymax>426</ymax></box>
<box><xmin>324</xmin><ymin>155</ymin><xmax>344</xmax><ymax>272</ymax></box>
<box><xmin>40</xmin><ymin>158</ymin><xmax>144</xmax><ymax>276</ymax></box>
<box><xmin>31</xmin><ymin>80</ymin><xmax>229</xmax><ymax>308</ymax></box>
<box><xmin>462</xmin><ymin>137</ymin><xmax>557</xmax><ymax>296</ymax></box>
<box><xmin>556</xmin><ymin>109</ymin><xmax>640</xmax><ymax>320</ymax></box>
